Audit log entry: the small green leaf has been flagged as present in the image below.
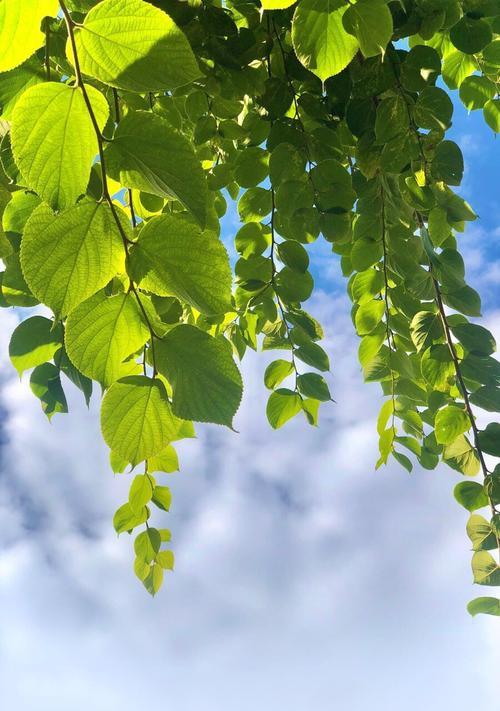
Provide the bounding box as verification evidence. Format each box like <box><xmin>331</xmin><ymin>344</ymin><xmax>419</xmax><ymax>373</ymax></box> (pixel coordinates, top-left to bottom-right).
<box><xmin>11</xmin><ymin>82</ymin><xmax>108</xmax><ymax>210</ymax></box>
<box><xmin>292</xmin><ymin>0</ymin><xmax>359</xmax><ymax>81</ymax></box>
<box><xmin>113</xmin><ymin>502</ymin><xmax>148</xmax><ymax>534</ymax></box>
<box><xmin>450</xmin><ymin>16</ymin><xmax>492</xmax><ymax>55</ymax></box>
<box><xmin>264</xmin><ymin>359</ymin><xmax>294</xmax><ymax>389</ymax></box>
<box><xmin>266</xmin><ymin>388</ymin><xmax>302</xmax><ymax>429</ymax></box>
<box><xmin>454</xmin><ymin>481</ymin><xmax>489</xmax><ymax>512</ymax></box>
<box><xmin>431</xmin><ymin>141</ymin><xmax>464</xmax><ymax>186</ymax></box>
<box><xmin>469</xmin><ymin>386</ymin><xmax>500</xmax><ymax>412</ymax></box>
<box><xmin>435</xmin><ymin>406</ymin><xmax>470</xmax><ymax>445</ymax></box>
<box><xmin>277</xmin><ymin>241</ymin><xmax>309</xmax><ymax>274</ymax></box>
<box><xmin>297</xmin><ymin>373</ymin><xmax>331</xmax><ymax>401</ymax></box>
<box><xmin>343</xmin><ymin>0</ymin><xmax>393</xmax><ymax>58</ymax></box>
<box><xmin>421</xmin><ymin>344</ymin><xmax>454</xmax><ymax>391</ymax></box>
<box><xmin>443</xmin><ymin>435</ymin><xmax>480</xmax><ymax>476</ymax></box>
<box><xmin>101</xmin><ymin>376</ymin><xmax>179</xmax><ymax>466</ymax></box>
<box><xmin>414</xmin><ymin>86</ymin><xmax>453</xmax><ymax>131</ymax></box>
<box><xmin>157</xmin><ymin>550</ymin><xmax>174</xmax><ymax>570</ymax></box>
<box><xmin>478</xmin><ymin>423</ymin><xmax>500</xmax><ymax>456</ymax></box>
<box><xmin>459</xmin><ymin>75</ymin><xmax>496</xmax><ymax>111</ymax></box>
<box><xmin>467</xmin><ymin>597</ymin><xmax>500</xmax><ymax>617</ymax></box>
<box><xmin>451</xmin><ymin>323</ymin><xmax>496</xmax><ymax>356</ymax></box>
<box><xmin>129</xmin><ymin>475</ymin><xmax>154</xmax><ymax>514</ymax></box>
<box><xmin>483</xmin><ymin>99</ymin><xmax>500</xmax><ymax>133</ymax></box>
<box><xmin>467</xmin><ymin>514</ymin><xmax>498</xmax><ymax>552</ymax></box>
<box><xmin>355</xmin><ymin>300</ymin><xmax>385</xmax><ymax>336</ymax></box>
<box><xmin>134</xmin><ymin>528</ymin><xmax>161</xmax><ymax>563</ymax></box>
<box><xmin>155</xmin><ymin>325</ymin><xmax>243</xmax><ymax>427</ymax></box>
<box><xmin>471</xmin><ymin>551</ymin><xmax>500</xmax><ymax>586</ymax></box>
<box><xmin>30</xmin><ymin>362</ymin><xmax>68</xmax><ymax>420</ymax></box>
<box><xmin>143</xmin><ymin>562</ymin><xmax>164</xmax><ymax>595</ymax></box>
<box><xmin>9</xmin><ymin>316</ymin><xmax>62</xmax><ymax>376</ymax></box>
<box><xmin>152</xmin><ymin>486</ymin><xmax>172</xmax><ymax>512</ymax></box>
<box><xmin>148</xmin><ymin>445</ymin><xmax>179</xmax><ymax>474</ymax></box>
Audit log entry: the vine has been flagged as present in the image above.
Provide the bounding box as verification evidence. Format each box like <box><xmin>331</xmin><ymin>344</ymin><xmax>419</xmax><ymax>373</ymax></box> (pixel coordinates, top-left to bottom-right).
<box><xmin>0</xmin><ymin>0</ymin><xmax>499</xmax><ymax>612</ymax></box>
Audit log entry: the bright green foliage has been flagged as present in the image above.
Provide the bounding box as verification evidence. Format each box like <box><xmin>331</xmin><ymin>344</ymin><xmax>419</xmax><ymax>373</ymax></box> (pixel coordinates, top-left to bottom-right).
<box><xmin>71</xmin><ymin>0</ymin><xmax>200</xmax><ymax>92</ymax></box>
<box><xmin>0</xmin><ymin>0</ymin><xmax>59</xmax><ymax>72</ymax></box>
<box><xmin>105</xmin><ymin>111</ymin><xmax>207</xmax><ymax>226</ymax></box>
<box><xmin>11</xmin><ymin>82</ymin><xmax>109</xmax><ymax>209</ymax></box>
<box><xmin>1</xmin><ymin>0</ymin><xmax>499</xmax><ymax>608</ymax></box>
<box><xmin>101</xmin><ymin>375</ymin><xmax>177</xmax><ymax>465</ymax></box>
<box><xmin>130</xmin><ymin>214</ymin><xmax>231</xmax><ymax>315</ymax></box>
<box><xmin>155</xmin><ymin>325</ymin><xmax>243</xmax><ymax>427</ymax></box>
<box><xmin>21</xmin><ymin>201</ymin><xmax>125</xmax><ymax>317</ymax></box>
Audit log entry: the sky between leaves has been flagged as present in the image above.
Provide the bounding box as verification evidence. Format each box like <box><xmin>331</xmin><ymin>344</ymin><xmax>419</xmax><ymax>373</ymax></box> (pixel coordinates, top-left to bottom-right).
<box><xmin>0</xmin><ymin>97</ymin><xmax>499</xmax><ymax>710</ymax></box>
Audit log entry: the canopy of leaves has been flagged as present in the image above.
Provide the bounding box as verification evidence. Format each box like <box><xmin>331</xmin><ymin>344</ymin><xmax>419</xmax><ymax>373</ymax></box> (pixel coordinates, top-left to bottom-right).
<box><xmin>1</xmin><ymin>0</ymin><xmax>499</xmax><ymax>608</ymax></box>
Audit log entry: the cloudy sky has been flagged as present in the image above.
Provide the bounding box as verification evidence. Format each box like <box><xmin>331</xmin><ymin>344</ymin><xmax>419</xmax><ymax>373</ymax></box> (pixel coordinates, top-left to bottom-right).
<box><xmin>0</xmin><ymin>100</ymin><xmax>499</xmax><ymax>709</ymax></box>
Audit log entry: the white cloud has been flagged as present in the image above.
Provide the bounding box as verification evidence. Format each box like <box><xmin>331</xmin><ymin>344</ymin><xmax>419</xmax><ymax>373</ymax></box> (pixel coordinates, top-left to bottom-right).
<box><xmin>0</xmin><ymin>291</ymin><xmax>499</xmax><ymax>711</ymax></box>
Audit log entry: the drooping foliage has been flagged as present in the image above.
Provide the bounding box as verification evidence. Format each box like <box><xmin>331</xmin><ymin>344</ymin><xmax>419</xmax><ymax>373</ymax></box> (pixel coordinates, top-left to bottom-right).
<box><xmin>0</xmin><ymin>0</ymin><xmax>499</xmax><ymax>611</ymax></box>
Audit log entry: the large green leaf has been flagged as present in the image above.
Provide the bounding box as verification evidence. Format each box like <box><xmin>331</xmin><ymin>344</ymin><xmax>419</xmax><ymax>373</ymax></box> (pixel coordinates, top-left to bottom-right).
<box><xmin>292</xmin><ymin>0</ymin><xmax>359</xmax><ymax>82</ymax></box>
<box><xmin>70</xmin><ymin>0</ymin><xmax>200</xmax><ymax>92</ymax></box>
<box><xmin>155</xmin><ymin>325</ymin><xmax>243</xmax><ymax>427</ymax></box>
<box><xmin>101</xmin><ymin>376</ymin><xmax>177</xmax><ymax>466</ymax></box>
<box><xmin>10</xmin><ymin>82</ymin><xmax>109</xmax><ymax>210</ymax></box>
<box><xmin>0</xmin><ymin>0</ymin><xmax>58</xmax><ymax>72</ymax></box>
<box><xmin>65</xmin><ymin>291</ymin><xmax>149</xmax><ymax>387</ymax></box>
<box><xmin>21</xmin><ymin>201</ymin><xmax>126</xmax><ymax>318</ymax></box>
<box><xmin>9</xmin><ymin>316</ymin><xmax>63</xmax><ymax>376</ymax></box>
<box><xmin>435</xmin><ymin>405</ymin><xmax>470</xmax><ymax>445</ymax></box>
<box><xmin>342</xmin><ymin>0</ymin><xmax>393</xmax><ymax>58</ymax></box>
<box><xmin>129</xmin><ymin>213</ymin><xmax>231</xmax><ymax>315</ymax></box>
<box><xmin>105</xmin><ymin>111</ymin><xmax>207</xmax><ymax>227</ymax></box>
<box><xmin>266</xmin><ymin>388</ymin><xmax>302</xmax><ymax>429</ymax></box>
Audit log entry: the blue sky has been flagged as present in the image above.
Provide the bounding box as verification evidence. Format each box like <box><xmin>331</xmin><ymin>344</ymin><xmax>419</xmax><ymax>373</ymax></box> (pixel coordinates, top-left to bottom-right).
<box><xmin>0</xmin><ymin>97</ymin><xmax>499</xmax><ymax>710</ymax></box>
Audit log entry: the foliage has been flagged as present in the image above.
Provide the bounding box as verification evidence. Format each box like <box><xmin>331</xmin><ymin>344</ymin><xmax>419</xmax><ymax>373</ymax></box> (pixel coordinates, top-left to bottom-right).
<box><xmin>0</xmin><ymin>0</ymin><xmax>499</xmax><ymax>611</ymax></box>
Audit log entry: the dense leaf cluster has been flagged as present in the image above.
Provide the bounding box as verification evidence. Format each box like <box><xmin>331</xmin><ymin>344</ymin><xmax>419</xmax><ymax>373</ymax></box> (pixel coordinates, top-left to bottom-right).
<box><xmin>0</xmin><ymin>0</ymin><xmax>499</xmax><ymax>609</ymax></box>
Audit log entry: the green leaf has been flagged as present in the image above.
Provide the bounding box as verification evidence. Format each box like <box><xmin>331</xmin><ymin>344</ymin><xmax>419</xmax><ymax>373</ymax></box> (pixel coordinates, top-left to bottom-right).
<box><xmin>297</xmin><ymin>373</ymin><xmax>331</xmax><ymax>401</ymax></box>
<box><xmin>467</xmin><ymin>597</ymin><xmax>500</xmax><ymax>617</ymax></box>
<box><xmin>234</xmin><ymin>147</ymin><xmax>269</xmax><ymax>188</ymax></box>
<box><xmin>30</xmin><ymin>362</ymin><xmax>68</xmax><ymax>420</ymax></box>
<box><xmin>478</xmin><ymin>423</ymin><xmax>500</xmax><ymax>456</ymax></box>
<box><xmin>105</xmin><ymin>111</ymin><xmax>207</xmax><ymax>227</ymax></box>
<box><xmin>148</xmin><ymin>445</ymin><xmax>179</xmax><ymax>474</ymax></box>
<box><xmin>451</xmin><ymin>322</ymin><xmax>496</xmax><ymax>356</ymax></box>
<box><xmin>342</xmin><ymin>0</ymin><xmax>393</xmax><ymax>58</ymax></box>
<box><xmin>130</xmin><ymin>213</ymin><xmax>231</xmax><ymax>315</ymax></box>
<box><xmin>134</xmin><ymin>528</ymin><xmax>161</xmax><ymax>563</ymax></box>
<box><xmin>277</xmin><ymin>241</ymin><xmax>309</xmax><ymax>274</ymax></box>
<box><xmin>292</xmin><ymin>0</ymin><xmax>359</xmax><ymax>82</ymax></box>
<box><xmin>414</xmin><ymin>86</ymin><xmax>453</xmax><ymax>131</ymax></box>
<box><xmin>113</xmin><ymin>502</ymin><xmax>148</xmax><ymax>534</ymax></box>
<box><xmin>143</xmin><ymin>562</ymin><xmax>163</xmax><ymax>595</ymax></box>
<box><xmin>483</xmin><ymin>99</ymin><xmax>500</xmax><ymax>133</ymax></box>
<box><xmin>264</xmin><ymin>359</ymin><xmax>294</xmax><ymax>389</ymax></box>
<box><xmin>0</xmin><ymin>58</ymin><xmax>45</xmax><ymax>121</ymax></box>
<box><xmin>454</xmin><ymin>481</ymin><xmax>489</xmax><ymax>512</ymax></box>
<box><xmin>355</xmin><ymin>300</ymin><xmax>385</xmax><ymax>336</ymax></box>
<box><xmin>70</xmin><ymin>0</ymin><xmax>200</xmax><ymax>92</ymax></box>
<box><xmin>261</xmin><ymin>0</ymin><xmax>296</xmax><ymax>8</ymax></box>
<box><xmin>155</xmin><ymin>325</ymin><xmax>243</xmax><ymax>427</ymax></box>
<box><xmin>442</xmin><ymin>285</ymin><xmax>481</xmax><ymax>317</ymax></box>
<box><xmin>467</xmin><ymin>514</ymin><xmax>498</xmax><ymax>551</ymax></box>
<box><xmin>9</xmin><ymin>316</ymin><xmax>62</xmax><ymax>376</ymax></box>
<box><xmin>469</xmin><ymin>386</ymin><xmax>500</xmax><ymax>412</ymax></box>
<box><xmin>152</xmin><ymin>485</ymin><xmax>172</xmax><ymax>511</ymax></box>
<box><xmin>237</xmin><ymin>187</ymin><xmax>272</xmax><ymax>223</ymax></box>
<box><xmin>21</xmin><ymin>201</ymin><xmax>126</xmax><ymax>318</ymax></box>
<box><xmin>374</xmin><ymin>96</ymin><xmax>409</xmax><ymax>143</ymax></box>
<box><xmin>459</xmin><ymin>75</ymin><xmax>496</xmax><ymax>111</ymax></box>
<box><xmin>266</xmin><ymin>388</ymin><xmax>302</xmax><ymax>429</ymax></box>
<box><xmin>443</xmin><ymin>434</ymin><xmax>480</xmax><ymax>476</ymax></box>
<box><xmin>432</xmin><ymin>141</ymin><xmax>464</xmax><ymax>186</ymax></box>
<box><xmin>65</xmin><ymin>291</ymin><xmax>148</xmax><ymax>387</ymax></box>
<box><xmin>442</xmin><ymin>50</ymin><xmax>477</xmax><ymax>90</ymax></box>
<box><xmin>294</xmin><ymin>340</ymin><xmax>330</xmax><ymax>372</ymax></box>
<box><xmin>471</xmin><ymin>551</ymin><xmax>500</xmax><ymax>586</ymax></box>
<box><xmin>0</xmin><ymin>0</ymin><xmax>58</xmax><ymax>72</ymax></box>
<box><xmin>275</xmin><ymin>267</ymin><xmax>313</xmax><ymax>303</ymax></box>
<box><xmin>129</xmin><ymin>474</ymin><xmax>154</xmax><ymax>514</ymax></box>
<box><xmin>156</xmin><ymin>550</ymin><xmax>174</xmax><ymax>570</ymax></box>
<box><xmin>421</xmin><ymin>344</ymin><xmax>454</xmax><ymax>391</ymax></box>
<box><xmin>11</xmin><ymin>82</ymin><xmax>109</xmax><ymax>210</ymax></box>
<box><xmin>435</xmin><ymin>406</ymin><xmax>470</xmax><ymax>445</ymax></box>
<box><xmin>450</xmin><ymin>16</ymin><xmax>492</xmax><ymax>55</ymax></box>
<box><xmin>101</xmin><ymin>375</ymin><xmax>178</xmax><ymax>466</ymax></box>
